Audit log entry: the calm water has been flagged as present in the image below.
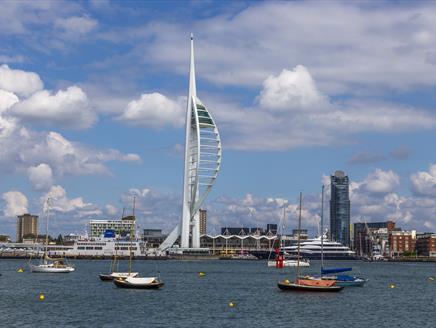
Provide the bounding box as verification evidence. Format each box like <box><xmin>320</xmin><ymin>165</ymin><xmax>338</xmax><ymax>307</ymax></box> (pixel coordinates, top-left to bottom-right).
<box><xmin>1</xmin><ymin>259</ymin><xmax>435</xmax><ymax>327</ymax></box>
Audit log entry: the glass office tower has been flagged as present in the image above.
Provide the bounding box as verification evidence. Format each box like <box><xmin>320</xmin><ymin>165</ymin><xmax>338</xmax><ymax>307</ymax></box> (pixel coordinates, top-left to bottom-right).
<box><xmin>330</xmin><ymin>170</ymin><xmax>351</xmax><ymax>246</ymax></box>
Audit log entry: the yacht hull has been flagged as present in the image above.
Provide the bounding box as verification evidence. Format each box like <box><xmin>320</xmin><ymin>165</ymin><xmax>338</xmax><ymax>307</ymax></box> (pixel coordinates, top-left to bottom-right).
<box><xmin>30</xmin><ymin>265</ymin><xmax>74</xmax><ymax>273</ymax></box>
<box><xmin>267</xmin><ymin>260</ymin><xmax>310</xmax><ymax>267</ymax></box>
<box><xmin>277</xmin><ymin>281</ymin><xmax>343</xmax><ymax>292</ymax></box>
<box><xmin>99</xmin><ymin>272</ymin><xmax>139</xmax><ymax>281</ymax></box>
<box><xmin>113</xmin><ymin>278</ymin><xmax>164</xmax><ymax>289</ymax></box>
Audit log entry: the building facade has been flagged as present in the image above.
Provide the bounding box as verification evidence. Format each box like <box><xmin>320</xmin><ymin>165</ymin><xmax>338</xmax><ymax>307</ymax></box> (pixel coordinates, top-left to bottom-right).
<box><xmin>16</xmin><ymin>213</ymin><xmax>38</xmax><ymax>242</ymax></box>
<box><xmin>199</xmin><ymin>209</ymin><xmax>207</xmax><ymax>235</ymax></box>
<box><xmin>330</xmin><ymin>171</ymin><xmax>351</xmax><ymax>246</ymax></box>
<box><xmin>353</xmin><ymin>221</ymin><xmax>396</xmax><ymax>257</ymax></box>
<box><xmin>389</xmin><ymin>230</ymin><xmax>416</xmax><ymax>256</ymax></box>
<box><xmin>416</xmin><ymin>233</ymin><xmax>436</xmax><ymax>257</ymax></box>
<box><xmin>89</xmin><ymin>218</ymin><xmax>135</xmax><ymax>238</ymax></box>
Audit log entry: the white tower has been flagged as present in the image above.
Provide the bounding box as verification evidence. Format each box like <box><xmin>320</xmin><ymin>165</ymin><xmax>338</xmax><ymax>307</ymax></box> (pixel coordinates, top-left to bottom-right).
<box><xmin>159</xmin><ymin>34</ymin><xmax>222</xmax><ymax>251</ymax></box>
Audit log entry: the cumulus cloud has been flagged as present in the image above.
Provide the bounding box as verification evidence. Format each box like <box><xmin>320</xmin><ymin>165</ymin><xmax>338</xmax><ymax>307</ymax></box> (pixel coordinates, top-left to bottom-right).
<box><xmin>10</xmin><ymin>85</ymin><xmax>96</xmax><ymax>129</ymax></box>
<box><xmin>118</xmin><ymin>92</ymin><xmax>184</xmax><ymax>128</ymax></box>
<box><xmin>212</xmin><ymin>67</ymin><xmax>436</xmax><ymax>151</ymax></box>
<box><xmin>0</xmin><ymin>89</ymin><xmax>19</xmax><ymax>113</ymax></box>
<box><xmin>27</xmin><ymin>163</ymin><xmax>54</xmax><ymax>190</ymax></box>
<box><xmin>105</xmin><ymin>204</ymin><xmax>118</xmax><ymax>217</ymax></box>
<box><xmin>0</xmin><ymin>64</ymin><xmax>43</xmax><ymax>97</ymax></box>
<box><xmin>54</xmin><ymin>15</ymin><xmax>98</xmax><ymax>36</ymax></box>
<box><xmin>0</xmin><ymin>112</ymin><xmax>140</xmax><ymax>177</ymax></box>
<box><xmin>43</xmin><ymin>185</ymin><xmax>100</xmax><ymax>216</ymax></box>
<box><xmin>258</xmin><ymin>66</ymin><xmax>328</xmax><ymax>111</ymax></box>
<box><xmin>410</xmin><ymin>164</ymin><xmax>436</xmax><ymax>197</ymax></box>
<box><xmin>2</xmin><ymin>190</ymin><xmax>28</xmax><ymax>217</ymax></box>
<box><xmin>361</xmin><ymin>169</ymin><xmax>400</xmax><ymax>194</ymax></box>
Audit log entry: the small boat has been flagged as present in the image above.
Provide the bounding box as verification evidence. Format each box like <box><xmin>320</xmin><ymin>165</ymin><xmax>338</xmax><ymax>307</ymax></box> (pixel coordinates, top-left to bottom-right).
<box><xmin>30</xmin><ymin>199</ymin><xmax>74</xmax><ymax>273</ymax></box>
<box><xmin>277</xmin><ymin>193</ymin><xmax>343</xmax><ymax>293</ymax></box>
<box><xmin>99</xmin><ymin>272</ymin><xmax>139</xmax><ymax>281</ymax></box>
<box><xmin>112</xmin><ymin>196</ymin><xmax>163</xmax><ymax>289</ymax></box>
<box><xmin>278</xmin><ymin>278</ymin><xmax>343</xmax><ymax>292</ymax></box>
<box><xmin>309</xmin><ymin>186</ymin><xmax>366</xmax><ymax>287</ymax></box>
<box><xmin>267</xmin><ymin>259</ymin><xmax>310</xmax><ymax>267</ymax></box>
<box><xmin>113</xmin><ymin>276</ymin><xmax>164</xmax><ymax>289</ymax></box>
<box><xmin>30</xmin><ymin>259</ymin><xmax>75</xmax><ymax>273</ymax></box>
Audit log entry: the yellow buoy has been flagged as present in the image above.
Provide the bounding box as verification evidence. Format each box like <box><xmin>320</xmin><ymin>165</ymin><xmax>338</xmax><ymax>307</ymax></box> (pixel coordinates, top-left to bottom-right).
<box><xmin>228</xmin><ymin>302</ymin><xmax>236</xmax><ymax>308</ymax></box>
<box><xmin>389</xmin><ymin>284</ymin><xmax>396</xmax><ymax>289</ymax></box>
<box><xmin>17</xmin><ymin>267</ymin><xmax>24</xmax><ymax>273</ymax></box>
<box><xmin>198</xmin><ymin>272</ymin><xmax>205</xmax><ymax>277</ymax></box>
<box><xmin>284</xmin><ymin>279</ymin><xmax>290</xmax><ymax>284</ymax></box>
<box><xmin>39</xmin><ymin>294</ymin><xmax>45</xmax><ymax>301</ymax></box>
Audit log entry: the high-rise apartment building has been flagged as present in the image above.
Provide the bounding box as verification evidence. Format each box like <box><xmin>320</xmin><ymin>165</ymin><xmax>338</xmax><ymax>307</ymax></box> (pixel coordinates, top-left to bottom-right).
<box><xmin>330</xmin><ymin>170</ymin><xmax>351</xmax><ymax>246</ymax></box>
<box><xmin>199</xmin><ymin>209</ymin><xmax>207</xmax><ymax>235</ymax></box>
<box><xmin>16</xmin><ymin>213</ymin><xmax>38</xmax><ymax>242</ymax></box>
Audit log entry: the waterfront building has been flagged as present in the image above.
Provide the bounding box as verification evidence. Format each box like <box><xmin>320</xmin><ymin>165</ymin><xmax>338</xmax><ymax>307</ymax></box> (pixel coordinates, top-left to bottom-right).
<box><xmin>221</xmin><ymin>227</ymin><xmax>250</xmax><ymax>235</ymax></box>
<box><xmin>16</xmin><ymin>213</ymin><xmax>38</xmax><ymax>242</ymax></box>
<box><xmin>330</xmin><ymin>170</ymin><xmax>351</xmax><ymax>246</ymax></box>
<box><xmin>143</xmin><ymin>229</ymin><xmax>167</xmax><ymax>248</ymax></box>
<box><xmin>353</xmin><ymin>221</ymin><xmax>396</xmax><ymax>257</ymax></box>
<box><xmin>89</xmin><ymin>218</ymin><xmax>135</xmax><ymax>238</ymax></box>
<box><xmin>266</xmin><ymin>224</ymin><xmax>278</xmax><ymax>235</ymax></box>
<box><xmin>389</xmin><ymin>230</ymin><xmax>416</xmax><ymax>256</ymax></box>
<box><xmin>0</xmin><ymin>235</ymin><xmax>10</xmax><ymax>242</ymax></box>
<box><xmin>292</xmin><ymin>229</ymin><xmax>308</xmax><ymax>239</ymax></box>
<box><xmin>415</xmin><ymin>233</ymin><xmax>436</xmax><ymax>257</ymax></box>
<box><xmin>159</xmin><ymin>34</ymin><xmax>222</xmax><ymax>251</ymax></box>
<box><xmin>250</xmin><ymin>227</ymin><xmax>264</xmax><ymax>235</ymax></box>
<box><xmin>199</xmin><ymin>209</ymin><xmax>207</xmax><ymax>235</ymax></box>
<box><xmin>200</xmin><ymin>234</ymin><xmax>277</xmax><ymax>254</ymax></box>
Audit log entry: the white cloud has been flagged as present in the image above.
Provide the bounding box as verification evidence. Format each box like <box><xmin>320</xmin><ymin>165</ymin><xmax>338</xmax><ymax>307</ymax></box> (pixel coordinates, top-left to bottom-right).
<box><xmin>211</xmin><ymin>67</ymin><xmax>436</xmax><ymax>151</ymax></box>
<box><xmin>134</xmin><ymin>2</ymin><xmax>436</xmax><ymax>94</ymax></box>
<box><xmin>2</xmin><ymin>190</ymin><xmax>28</xmax><ymax>217</ymax></box>
<box><xmin>361</xmin><ymin>169</ymin><xmax>400</xmax><ymax>194</ymax></box>
<box><xmin>27</xmin><ymin>163</ymin><xmax>54</xmax><ymax>190</ymax></box>
<box><xmin>10</xmin><ymin>85</ymin><xmax>96</xmax><ymax>129</ymax></box>
<box><xmin>43</xmin><ymin>185</ymin><xmax>99</xmax><ymax>216</ymax></box>
<box><xmin>0</xmin><ymin>89</ymin><xmax>19</xmax><ymax>113</ymax></box>
<box><xmin>258</xmin><ymin>65</ymin><xmax>328</xmax><ymax>111</ymax></box>
<box><xmin>410</xmin><ymin>164</ymin><xmax>436</xmax><ymax>197</ymax></box>
<box><xmin>55</xmin><ymin>15</ymin><xmax>98</xmax><ymax>36</ymax></box>
<box><xmin>105</xmin><ymin>204</ymin><xmax>118</xmax><ymax>216</ymax></box>
<box><xmin>0</xmin><ymin>64</ymin><xmax>43</xmax><ymax>97</ymax></box>
<box><xmin>118</xmin><ymin>92</ymin><xmax>184</xmax><ymax>128</ymax></box>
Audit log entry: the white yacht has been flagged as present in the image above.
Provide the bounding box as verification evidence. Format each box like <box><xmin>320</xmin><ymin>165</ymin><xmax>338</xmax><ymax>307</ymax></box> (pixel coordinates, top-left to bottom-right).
<box><xmin>30</xmin><ymin>199</ymin><xmax>75</xmax><ymax>273</ymax></box>
<box><xmin>283</xmin><ymin>236</ymin><xmax>356</xmax><ymax>260</ymax></box>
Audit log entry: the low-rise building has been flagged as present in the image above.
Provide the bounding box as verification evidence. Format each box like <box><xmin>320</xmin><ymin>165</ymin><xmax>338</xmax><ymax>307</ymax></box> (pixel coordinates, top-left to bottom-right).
<box><xmin>89</xmin><ymin>217</ymin><xmax>135</xmax><ymax>238</ymax></box>
<box><xmin>416</xmin><ymin>233</ymin><xmax>436</xmax><ymax>257</ymax></box>
<box><xmin>389</xmin><ymin>230</ymin><xmax>416</xmax><ymax>256</ymax></box>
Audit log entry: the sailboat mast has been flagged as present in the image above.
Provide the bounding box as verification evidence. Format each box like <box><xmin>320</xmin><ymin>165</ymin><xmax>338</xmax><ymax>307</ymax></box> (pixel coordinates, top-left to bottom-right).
<box><xmin>128</xmin><ymin>196</ymin><xmax>136</xmax><ymax>274</ymax></box>
<box><xmin>44</xmin><ymin>198</ymin><xmax>50</xmax><ymax>260</ymax></box>
<box><xmin>321</xmin><ymin>185</ymin><xmax>325</xmax><ymax>271</ymax></box>
<box><xmin>296</xmin><ymin>192</ymin><xmax>302</xmax><ymax>281</ymax></box>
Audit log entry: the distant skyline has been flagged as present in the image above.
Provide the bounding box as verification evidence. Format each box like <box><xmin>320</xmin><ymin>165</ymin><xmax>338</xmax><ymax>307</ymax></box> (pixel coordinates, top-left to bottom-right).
<box><xmin>1</xmin><ymin>0</ymin><xmax>436</xmax><ymax>237</ymax></box>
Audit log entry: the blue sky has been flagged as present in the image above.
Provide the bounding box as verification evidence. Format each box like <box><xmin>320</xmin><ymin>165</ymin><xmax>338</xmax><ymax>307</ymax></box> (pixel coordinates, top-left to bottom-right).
<box><xmin>1</xmin><ymin>0</ymin><xmax>436</xmax><ymax>238</ymax></box>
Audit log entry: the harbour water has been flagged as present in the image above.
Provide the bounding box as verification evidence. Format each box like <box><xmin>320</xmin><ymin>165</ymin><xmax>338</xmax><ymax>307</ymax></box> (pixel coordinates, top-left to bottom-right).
<box><xmin>1</xmin><ymin>259</ymin><xmax>435</xmax><ymax>327</ymax></box>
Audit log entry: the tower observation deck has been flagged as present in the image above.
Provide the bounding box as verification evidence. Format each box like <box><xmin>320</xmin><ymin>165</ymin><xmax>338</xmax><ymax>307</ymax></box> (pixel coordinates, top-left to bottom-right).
<box><xmin>159</xmin><ymin>34</ymin><xmax>222</xmax><ymax>251</ymax></box>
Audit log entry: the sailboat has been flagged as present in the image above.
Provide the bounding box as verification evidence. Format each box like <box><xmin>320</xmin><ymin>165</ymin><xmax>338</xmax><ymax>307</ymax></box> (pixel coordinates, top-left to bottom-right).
<box><xmin>30</xmin><ymin>199</ymin><xmax>75</xmax><ymax>273</ymax></box>
<box><xmin>301</xmin><ymin>186</ymin><xmax>367</xmax><ymax>287</ymax></box>
<box><xmin>277</xmin><ymin>192</ymin><xmax>343</xmax><ymax>292</ymax></box>
<box><xmin>98</xmin><ymin>236</ymin><xmax>139</xmax><ymax>281</ymax></box>
<box><xmin>268</xmin><ymin>201</ymin><xmax>309</xmax><ymax>268</ymax></box>
<box><xmin>113</xmin><ymin>196</ymin><xmax>164</xmax><ymax>289</ymax></box>
<box><xmin>99</xmin><ymin>208</ymin><xmax>138</xmax><ymax>281</ymax></box>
